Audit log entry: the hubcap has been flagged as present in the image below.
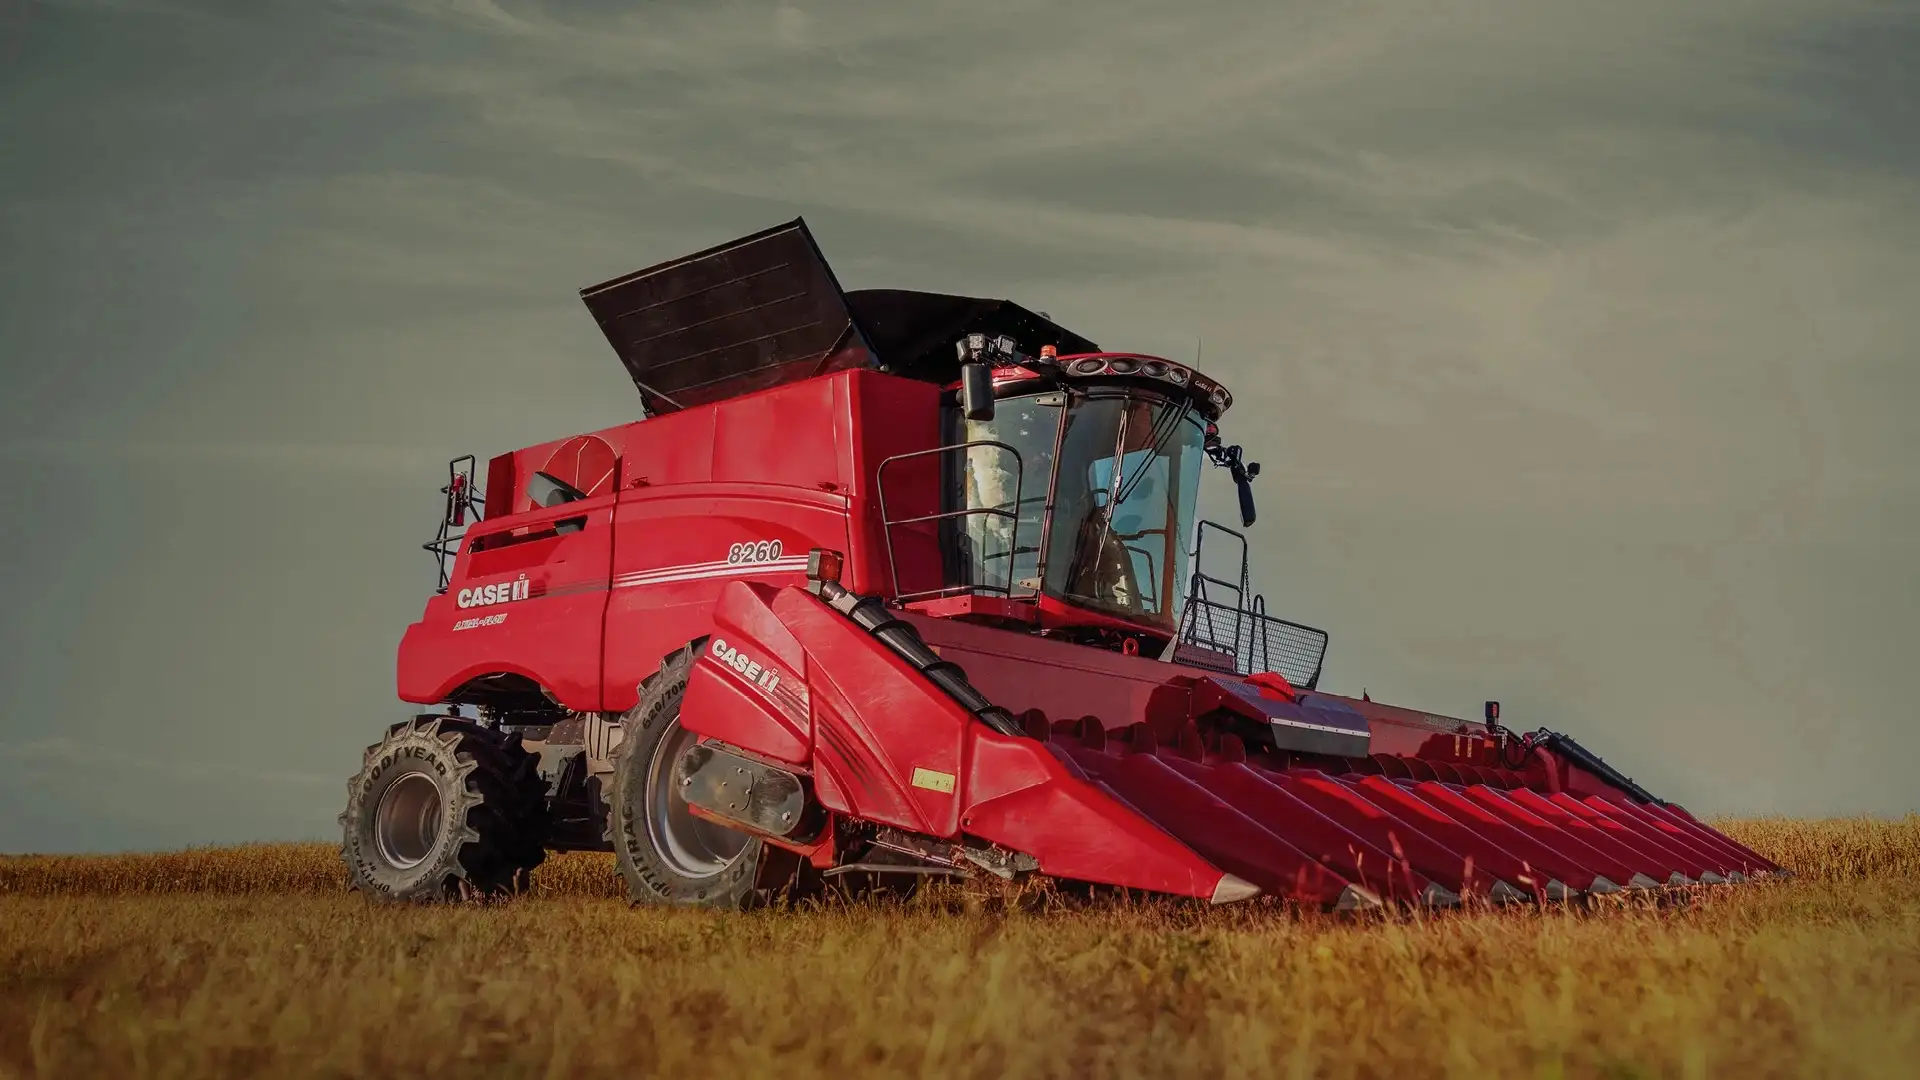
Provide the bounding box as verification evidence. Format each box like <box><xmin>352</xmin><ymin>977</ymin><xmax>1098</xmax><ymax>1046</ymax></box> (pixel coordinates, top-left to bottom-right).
<box><xmin>374</xmin><ymin>771</ymin><xmax>444</xmax><ymax>870</ymax></box>
<box><xmin>646</xmin><ymin>720</ymin><xmax>750</xmax><ymax>877</ymax></box>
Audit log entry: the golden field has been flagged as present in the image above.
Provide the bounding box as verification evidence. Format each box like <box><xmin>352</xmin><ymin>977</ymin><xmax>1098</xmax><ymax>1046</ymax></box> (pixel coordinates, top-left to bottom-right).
<box><xmin>2</xmin><ymin>816</ymin><xmax>1916</xmax><ymax>1079</ymax></box>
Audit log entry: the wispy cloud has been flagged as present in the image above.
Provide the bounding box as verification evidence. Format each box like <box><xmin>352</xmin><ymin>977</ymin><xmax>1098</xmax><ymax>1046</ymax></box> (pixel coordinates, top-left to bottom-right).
<box><xmin>367</xmin><ymin>2</ymin><xmax>1917</xmax><ymax>255</ymax></box>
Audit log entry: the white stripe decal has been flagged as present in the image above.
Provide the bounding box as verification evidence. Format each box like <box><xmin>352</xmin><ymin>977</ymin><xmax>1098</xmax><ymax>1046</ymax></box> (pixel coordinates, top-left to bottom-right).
<box><xmin>613</xmin><ymin>556</ymin><xmax>810</xmax><ymax>581</ymax></box>
<box><xmin>613</xmin><ymin>556</ymin><xmax>811</xmax><ymax>589</ymax></box>
<box><xmin>618</xmin><ymin>557</ymin><xmax>806</xmax><ymax>584</ymax></box>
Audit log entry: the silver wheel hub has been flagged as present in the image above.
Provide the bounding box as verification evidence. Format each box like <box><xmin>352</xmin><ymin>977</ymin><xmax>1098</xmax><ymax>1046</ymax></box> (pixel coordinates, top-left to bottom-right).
<box><xmin>374</xmin><ymin>771</ymin><xmax>444</xmax><ymax>870</ymax></box>
<box><xmin>646</xmin><ymin>721</ymin><xmax>750</xmax><ymax>877</ymax></box>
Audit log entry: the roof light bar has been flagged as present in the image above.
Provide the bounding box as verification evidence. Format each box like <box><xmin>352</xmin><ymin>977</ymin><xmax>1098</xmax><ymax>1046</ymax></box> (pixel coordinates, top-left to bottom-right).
<box><xmin>1037</xmin><ymin>353</ymin><xmax>1234</xmax><ymax>416</ymax></box>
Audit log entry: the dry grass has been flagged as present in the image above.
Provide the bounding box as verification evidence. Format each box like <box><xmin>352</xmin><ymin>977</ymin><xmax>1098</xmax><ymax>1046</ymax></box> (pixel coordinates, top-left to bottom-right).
<box><xmin>1717</xmin><ymin>815</ymin><xmax>1920</xmax><ymax>882</ymax></box>
<box><xmin>0</xmin><ymin>842</ymin><xmax>624</xmax><ymax>900</ymax></box>
<box><xmin>2</xmin><ymin>817</ymin><xmax>1916</xmax><ymax>1079</ymax></box>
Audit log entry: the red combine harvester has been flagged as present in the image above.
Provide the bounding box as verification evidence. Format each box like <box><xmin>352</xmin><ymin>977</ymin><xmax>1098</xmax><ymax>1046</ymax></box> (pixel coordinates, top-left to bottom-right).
<box><xmin>340</xmin><ymin>219</ymin><xmax>1783</xmax><ymax>910</ymax></box>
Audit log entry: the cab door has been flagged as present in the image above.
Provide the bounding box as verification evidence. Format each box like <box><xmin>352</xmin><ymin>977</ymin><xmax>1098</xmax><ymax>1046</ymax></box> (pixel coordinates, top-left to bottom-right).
<box><xmin>446</xmin><ymin>489</ymin><xmax>616</xmax><ymax>711</ymax></box>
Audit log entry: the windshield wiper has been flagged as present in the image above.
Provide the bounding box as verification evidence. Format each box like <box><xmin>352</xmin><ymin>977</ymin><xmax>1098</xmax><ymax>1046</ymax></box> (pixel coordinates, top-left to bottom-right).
<box><xmin>1109</xmin><ymin>398</ymin><xmax>1194</xmax><ymax>509</ymax></box>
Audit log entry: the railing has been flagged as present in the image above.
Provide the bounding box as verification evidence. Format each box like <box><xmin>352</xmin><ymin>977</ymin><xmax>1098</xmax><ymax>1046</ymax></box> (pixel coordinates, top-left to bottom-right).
<box><xmin>1174</xmin><ymin>520</ymin><xmax>1328</xmax><ymax>689</ymax></box>
<box><xmin>423</xmin><ymin>454</ymin><xmax>483</xmax><ymax>594</ymax></box>
<box><xmin>876</xmin><ymin>441</ymin><xmax>1026</xmax><ymax>603</ymax></box>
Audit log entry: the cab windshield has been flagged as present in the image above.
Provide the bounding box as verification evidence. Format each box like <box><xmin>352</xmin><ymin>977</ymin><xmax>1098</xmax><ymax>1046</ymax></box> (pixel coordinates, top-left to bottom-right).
<box><xmin>950</xmin><ymin>390</ymin><xmax>1207</xmax><ymax>629</ymax></box>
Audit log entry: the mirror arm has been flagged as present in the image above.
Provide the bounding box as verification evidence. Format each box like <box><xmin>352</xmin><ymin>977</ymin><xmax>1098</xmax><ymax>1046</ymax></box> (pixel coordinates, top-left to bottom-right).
<box><xmin>954</xmin><ymin>333</ymin><xmax>1052</xmax><ymax>422</ymax></box>
<box><xmin>1203</xmin><ymin>425</ymin><xmax>1260</xmax><ymax>528</ymax></box>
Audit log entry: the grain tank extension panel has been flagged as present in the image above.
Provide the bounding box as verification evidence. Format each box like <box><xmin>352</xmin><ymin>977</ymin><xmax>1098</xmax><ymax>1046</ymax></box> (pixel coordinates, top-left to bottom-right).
<box><xmin>579</xmin><ymin>219</ymin><xmax>870</xmax><ymax>414</ymax></box>
<box><xmin>579</xmin><ymin>217</ymin><xmax>1098</xmax><ymax>414</ymax></box>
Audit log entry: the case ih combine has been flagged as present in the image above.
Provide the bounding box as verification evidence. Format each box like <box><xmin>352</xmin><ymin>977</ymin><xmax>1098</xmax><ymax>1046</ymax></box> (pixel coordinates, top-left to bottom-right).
<box><xmin>339</xmin><ymin>219</ymin><xmax>1783</xmax><ymax>911</ymax></box>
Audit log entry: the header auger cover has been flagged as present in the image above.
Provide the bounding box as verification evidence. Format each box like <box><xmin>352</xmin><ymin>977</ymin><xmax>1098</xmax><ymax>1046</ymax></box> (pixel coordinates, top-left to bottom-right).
<box><xmin>344</xmin><ymin>219</ymin><xmax>1783</xmax><ymax>911</ymax></box>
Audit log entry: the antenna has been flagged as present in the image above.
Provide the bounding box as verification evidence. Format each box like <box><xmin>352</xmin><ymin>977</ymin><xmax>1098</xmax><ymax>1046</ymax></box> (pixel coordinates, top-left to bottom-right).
<box><xmin>1196</xmin><ymin>335</ymin><xmax>1203</xmax><ymax>366</ymax></box>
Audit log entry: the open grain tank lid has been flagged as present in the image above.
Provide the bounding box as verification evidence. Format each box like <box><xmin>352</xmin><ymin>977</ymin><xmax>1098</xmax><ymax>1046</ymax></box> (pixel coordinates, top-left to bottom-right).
<box><xmin>579</xmin><ymin>217</ymin><xmax>1096</xmax><ymax>414</ymax></box>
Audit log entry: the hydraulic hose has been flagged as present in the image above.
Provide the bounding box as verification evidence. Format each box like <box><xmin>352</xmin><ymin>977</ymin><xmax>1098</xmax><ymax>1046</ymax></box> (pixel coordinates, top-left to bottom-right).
<box><xmin>1532</xmin><ymin>728</ymin><xmax>1665</xmax><ymax>806</ymax></box>
<box><xmin>809</xmin><ymin>579</ymin><xmax>1026</xmax><ymax>739</ymax></box>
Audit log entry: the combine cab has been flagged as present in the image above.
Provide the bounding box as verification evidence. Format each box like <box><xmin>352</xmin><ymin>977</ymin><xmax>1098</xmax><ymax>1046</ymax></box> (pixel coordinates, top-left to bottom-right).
<box><xmin>339</xmin><ymin>219</ymin><xmax>1785</xmax><ymax>910</ymax></box>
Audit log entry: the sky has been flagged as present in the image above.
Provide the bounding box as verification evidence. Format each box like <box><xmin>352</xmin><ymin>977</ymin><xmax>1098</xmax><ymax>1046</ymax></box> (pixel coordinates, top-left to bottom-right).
<box><xmin>2</xmin><ymin>0</ymin><xmax>1916</xmax><ymax>852</ymax></box>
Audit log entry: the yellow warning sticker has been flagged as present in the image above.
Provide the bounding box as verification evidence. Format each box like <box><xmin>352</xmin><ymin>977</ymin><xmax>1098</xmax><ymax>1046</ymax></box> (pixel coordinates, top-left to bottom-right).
<box><xmin>910</xmin><ymin>767</ymin><xmax>956</xmax><ymax>794</ymax></box>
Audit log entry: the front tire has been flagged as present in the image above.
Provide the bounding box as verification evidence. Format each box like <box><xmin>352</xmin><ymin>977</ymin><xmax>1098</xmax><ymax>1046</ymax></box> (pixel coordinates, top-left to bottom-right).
<box><xmin>340</xmin><ymin>716</ymin><xmax>549</xmax><ymax>902</ymax></box>
<box><xmin>610</xmin><ymin>643</ymin><xmax>768</xmax><ymax>908</ymax></box>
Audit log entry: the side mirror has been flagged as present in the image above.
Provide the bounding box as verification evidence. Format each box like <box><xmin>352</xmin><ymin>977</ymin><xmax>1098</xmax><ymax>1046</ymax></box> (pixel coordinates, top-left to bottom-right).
<box><xmin>960</xmin><ymin>361</ymin><xmax>995</xmax><ymax>421</ymax></box>
<box><xmin>956</xmin><ymin>331</ymin><xmax>1021</xmax><ymax>422</ymax></box>
<box><xmin>1233</xmin><ymin>465</ymin><xmax>1257</xmax><ymax>528</ymax></box>
<box><xmin>1204</xmin><ymin>427</ymin><xmax>1260</xmax><ymax>527</ymax></box>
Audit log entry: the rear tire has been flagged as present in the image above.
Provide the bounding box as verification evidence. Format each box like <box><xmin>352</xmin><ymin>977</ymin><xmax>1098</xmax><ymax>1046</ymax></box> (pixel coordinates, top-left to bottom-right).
<box><xmin>340</xmin><ymin>716</ymin><xmax>549</xmax><ymax>902</ymax></box>
<box><xmin>610</xmin><ymin>642</ymin><xmax>768</xmax><ymax>909</ymax></box>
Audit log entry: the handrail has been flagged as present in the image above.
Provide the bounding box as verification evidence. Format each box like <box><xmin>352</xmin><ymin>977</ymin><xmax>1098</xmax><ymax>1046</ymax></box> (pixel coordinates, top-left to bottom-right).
<box><xmin>876</xmin><ymin>440</ymin><xmax>1026</xmax><ymax>603</ymax></box>
<box><xmin>1176</xmin><ymin>517</ymin><xmax>1329</xmax><ymax>689</ymax></box>
<box><xmin>423</xmin><ymin>454</ymin><xmax>484</xmax><ymax>594</ymax></box>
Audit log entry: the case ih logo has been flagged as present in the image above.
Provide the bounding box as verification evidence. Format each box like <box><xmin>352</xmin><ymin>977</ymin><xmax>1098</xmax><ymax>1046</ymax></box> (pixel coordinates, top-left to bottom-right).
<box><xmin>709</xmin><ymin>638</ymin><xmax>782</xmax><ymax>693</ymax></box>
<box><xmin>456</xmin><ymin>575</ymin><xmax>530</xmax><ymax>609</ymax></box>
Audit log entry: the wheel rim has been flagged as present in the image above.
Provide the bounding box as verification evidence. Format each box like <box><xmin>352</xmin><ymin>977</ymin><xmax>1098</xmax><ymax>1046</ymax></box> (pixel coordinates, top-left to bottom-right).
<box><xmin>374</xmin><ymin>771</ymin><xmax>444</xmax><ymax>870</ymax></box>
<box><xmin>645</xmin><ymin>719</ymin><xmax>751</xmax><ymax>877</ymax></box>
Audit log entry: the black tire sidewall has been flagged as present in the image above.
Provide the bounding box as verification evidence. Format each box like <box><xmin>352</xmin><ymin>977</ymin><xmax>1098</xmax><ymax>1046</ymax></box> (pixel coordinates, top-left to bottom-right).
<box><xmin>611</xmin><ymin>649</ymin><xmax>764</xmax><ymax>908</ymax></box>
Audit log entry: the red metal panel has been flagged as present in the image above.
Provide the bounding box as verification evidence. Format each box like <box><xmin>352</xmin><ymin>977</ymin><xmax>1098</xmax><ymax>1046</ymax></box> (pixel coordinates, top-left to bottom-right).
<box><xmin>483</xmin><ymin>451</ymin><xmax>517</xmax><ymax>520</ymax></box>
<box><xmin>678</xmin><ymin>583</ymin><xmax>814</xmax><ymax>764</ymax></box>
<box><xmin>1163</xmin><ymin>758</ymin><xmax>1446</xmax><ymax>901</ymax></box>
<box><xmin>1614</xmin><ymin>805</ymin><xmax>1751</xmax><ymax>878</ymax></box>
<box><xmin>1459</xmin><ymin>785</ymin><xmax>1641</xmax><ymax>887</ymax></box>
<box><xmin>844</xmin><ymin>371</ymin><xmax>942</xmax><ymax>599</ymax></box>
<box><xmin>766</xmin><ymin>587</ymin><xmax>967</xmax><ymax>837</ymax></box>
<box><xmin>1407</xmin><ymin>781</ymin><xmax>1607</xmax><ymax>892</ymax></box>
<box><xmin>1584</xmin><ymin>797</ymin><xmax>1739</xmax><ymax>875</ymax></box>
<box><xmin>1332</xmin><ymin>698</ymin><xmax>1471</xmax><ymax>758</ymax></box>
<box><xmin>541</xmin><ymin>435</ymin><xmax>620</xmax><ymax>498</ymax></box>
<box><xmin>1544</xmin><ymin>793</ymin><xmax>1708</xmax><ymax>882</ymax></box>
<box><xmin>907</xmin><ymin>613</ymin><xmax>1198</xmax><ymax>738</ymax></box>
<box><xmin>600</xmin><ymin>487</ymin><xmax>850</xmax><ymax>713</ymax></box>
<box><xmin>1051</xmin><ymin>740</ymin><xmax>1356</xmax><ymax>906</ymax></box>
<box><xmin>1662</xmin><ymin>803</ymin><xmax>1785</xmax><ymax>873</ymax></box>
<box><xmin>496</xmin><ymin>428</ymin><xmax>633</xmax><ymax>514</ymax></box>
<box><xmin>711</xmin><ymin>365</ymin><xmax>846</xmax><ymax>488</ymax></box>
<box><xmin>1205</xmin><ymin>763</ymin><xmax>1487</xmax><ymax>901</ymax></box>
<box><xmin>397</xmin><ymin>493</ymin><xmax>615</xmax><ymax>711</ymax></box>
<box><xmin>1335</xmin><ymin>774</ymin><xmax>1548</xmax><ymax>898</ymax></box>
<box><xmin>1573</xmin><ymin>797</ymin><xmax>1726</xmax><ymax>876</ymax></box>
<box><xmin>1622</xmin><ymin>801</ymin><xmax>1761</xmax><ymax>876</ymax></box>
<box><xmin>683</xmin><ymin>658</ymin><xmax>810</xmax><ymax>764</ymax></box>
<box><xmin>611</xmin><ymin>396</ymin><xmax>715</xmax><ymax>488</ymax></box>
<box><xmin>963</xmin><ymin>735</ymin><xmax>1229</xmax><ymax>901</ymax></box>
<box><xmin>1630</xmin><ymin>800</ymin><xmax>1781</xmax><ymax>875</ymax></box>
<box><xmin>1460</xmin><ymin>765</ymin><xmax>1507</xmax><ymax>786</ymax></box>
<box><xmin>1504</xmin><ymin>788</ymin><xmax>1680</xmax><ymax>885</ymax></box>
